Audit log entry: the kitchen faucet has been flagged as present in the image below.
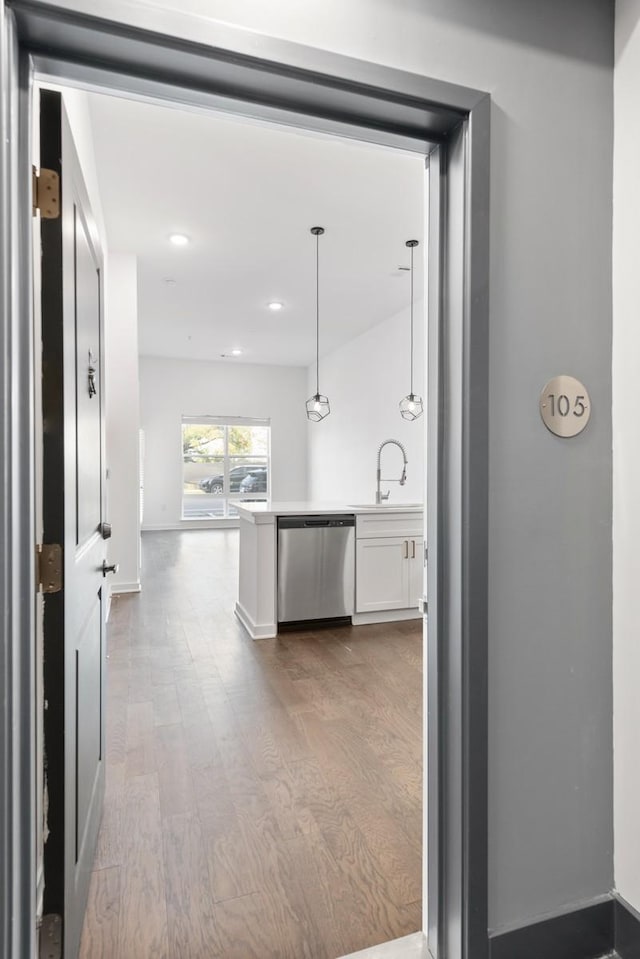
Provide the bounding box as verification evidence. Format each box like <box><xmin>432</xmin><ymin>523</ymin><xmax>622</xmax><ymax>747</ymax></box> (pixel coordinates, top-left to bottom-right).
<box><xmin>376</xmin><ymin>439</ymin><xmax>408</xmax><ymax>505</ymax></box>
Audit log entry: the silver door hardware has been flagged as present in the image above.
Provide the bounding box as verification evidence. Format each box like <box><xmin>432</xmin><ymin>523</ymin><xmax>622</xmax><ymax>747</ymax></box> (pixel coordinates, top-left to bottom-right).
<box><xmin>32</xmin><ymin>166</ymin><xmax>60</xmax><ymax>219</ymax></box>
<box><xmin>102</xmin><ymin>561</ymin><xmax>119</xmax><ymax>576</ymax></box>
<box><xmin>539</xmin><ymin>375</ymin><xmax>591</xmax><ymax>438</ymax></box>
<box><xmin>424</xmin><ymin>544</ymin><xmax>428</xmax><ymax>564</ymax></box>
<box><xmin>36</xmin><ymin>544</ymin><xmax>62</xmax><ymax>594</ymax></box>
<box><xmin>403</xmin><ymin>539</ymin><xmax>409</xmax><ymax>559</ymax></box>
<box><xmin>411</xmin><ymin>539</ymin><xmax>416</xmax><ymax>559</ymax></box>
<box><xmin>88</xmin><ymin>350</ymin><xmax>97</xmax><ymax>397</ymax></box>
<box><xmin>422</xmin><ymin>599</ymin><xmax>428</xmax><ymax>615</ymax></box>
<box><xmin>100</xmin><ymin>522</ymin><xmax>112</xmax><ymax>540</ymax></box>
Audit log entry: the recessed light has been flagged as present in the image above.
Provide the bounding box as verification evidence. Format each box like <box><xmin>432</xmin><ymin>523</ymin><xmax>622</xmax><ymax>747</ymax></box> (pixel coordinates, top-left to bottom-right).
<box><xmin>231</xmin><ymin>349</ymin><xmax>243</xmax><ymax>356</ymax></box>
<box><xmin>169</xmin><ymin>233</ymin><xmax>190</xmax><ymax>247</ymax></box>
<box><xmin>163</xmin><ymin>277</ymin><xmax>177</xmax><ymax>285</ymax></box>
<box><xmin>267</xmin><ymin>301</ymin><xmax>283</xmax><ymax>311</ymax></box>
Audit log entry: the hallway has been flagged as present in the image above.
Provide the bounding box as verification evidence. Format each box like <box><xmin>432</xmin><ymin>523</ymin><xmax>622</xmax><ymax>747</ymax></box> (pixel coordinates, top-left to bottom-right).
<box><xmin>79</xmin><ymin>530</ymin><xmax>422</xmax><ymax>958</ymax></box>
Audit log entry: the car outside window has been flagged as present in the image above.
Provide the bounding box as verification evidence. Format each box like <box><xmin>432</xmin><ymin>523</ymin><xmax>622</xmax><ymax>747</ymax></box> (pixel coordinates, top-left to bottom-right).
<box><xmin>181</xmin><ymin>419</ymin><xmax>270</xmax><ymax>519</ymax></box>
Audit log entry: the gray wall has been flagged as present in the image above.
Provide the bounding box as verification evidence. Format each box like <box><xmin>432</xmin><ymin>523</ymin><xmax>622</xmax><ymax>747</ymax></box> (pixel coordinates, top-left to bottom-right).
<box><xmin>37</xmin><ymin>0</ymin><xmax>615</xmax><ymax>934</ymax></box>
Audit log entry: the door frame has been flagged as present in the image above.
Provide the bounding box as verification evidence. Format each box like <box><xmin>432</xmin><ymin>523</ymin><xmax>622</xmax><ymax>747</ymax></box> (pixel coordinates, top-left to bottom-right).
<box><xmin>0</xmin><ymin>3</ymin><xmax>490</xmax><ymax>957</ymax></box>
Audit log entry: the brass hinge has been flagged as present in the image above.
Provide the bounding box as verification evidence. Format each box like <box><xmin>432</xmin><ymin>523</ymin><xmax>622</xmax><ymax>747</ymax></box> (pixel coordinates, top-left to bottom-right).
<box><xmin>39</xmin><ymin>914</ymin><xmax>62</xmax><ymax>959</ymax></box>
<box><xmin>32</xmin><ymin>166</ymin><xmax>60</xmax><ymax>219</ymax></box>
<box><xmin>36</xmin><ymin>544</ymin><xmax>62</xmax><ymax>594</ymax></box>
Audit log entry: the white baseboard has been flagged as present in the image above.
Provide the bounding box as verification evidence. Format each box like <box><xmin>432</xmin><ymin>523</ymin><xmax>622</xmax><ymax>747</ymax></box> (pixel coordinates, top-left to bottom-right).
<box><xmin>111</xmin><ymin>582</ymin><xmax>141</xmax><ymax>594</ymax></box>
<box><xmin>351</xmin><ymin>608</ymin><xmax>421</xmax><ymax>626</ymax></box>
<box><xmin>337</xmin><ymin>932</ymin><xmax>427</xmax><ymax>959</ymax></box>
<box><xmin>142</xmin><ymin>520</ymin><xmax>239</xmax><ymax>531</ymax></box>
<box><xmin>235</xmin><ymin>603</ymin><xmax>419</xmax><ymax>637</ymax></box>
<box><xmin>235</xmin><ymin>601</ymin><xmax>277</xmax><ymax>640</ymax></box>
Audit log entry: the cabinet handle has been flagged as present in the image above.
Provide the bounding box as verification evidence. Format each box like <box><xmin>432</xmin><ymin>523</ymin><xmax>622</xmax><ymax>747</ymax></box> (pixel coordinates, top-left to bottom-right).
<box><xmin>411</xmin><ymin>539</ymin><xmax>416</xmax><ymax>559</ymax></box>
<box><xmin>404</xmin><ymin>540</ymin><xmax>409</xmax><ymax>559</ymax></box>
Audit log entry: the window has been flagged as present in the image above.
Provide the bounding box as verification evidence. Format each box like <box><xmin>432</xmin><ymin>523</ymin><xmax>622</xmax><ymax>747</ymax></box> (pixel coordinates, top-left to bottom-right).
<box><xmin>181</xmin><ymin>417</ymin><xmax>270</xmax><ymax>519</ymax></box>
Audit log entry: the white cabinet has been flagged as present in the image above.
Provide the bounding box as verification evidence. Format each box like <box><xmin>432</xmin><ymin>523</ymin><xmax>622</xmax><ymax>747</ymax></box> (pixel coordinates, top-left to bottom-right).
<box><xmin>355</xmin><ymin>512</ymin><xmax>424</xmax><ymax>618</ymax></box>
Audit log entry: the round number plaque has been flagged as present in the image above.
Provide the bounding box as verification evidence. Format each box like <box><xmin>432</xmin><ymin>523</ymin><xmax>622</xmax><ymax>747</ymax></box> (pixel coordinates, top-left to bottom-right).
<box><xmin>539</xmin><ymin>375</ymin><xmax>591</xmax><ymax>438</ymax></box>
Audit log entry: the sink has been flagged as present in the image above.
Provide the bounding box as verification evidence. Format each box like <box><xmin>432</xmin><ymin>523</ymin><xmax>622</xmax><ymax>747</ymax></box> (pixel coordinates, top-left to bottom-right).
<box><xmin>347</xmin><ymin>503</ymin><xmax>423</xmax><ymax>510</ymax></box>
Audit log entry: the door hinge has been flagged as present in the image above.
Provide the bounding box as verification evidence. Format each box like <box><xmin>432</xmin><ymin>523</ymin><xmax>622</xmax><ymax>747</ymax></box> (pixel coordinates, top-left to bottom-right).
<box><xmin>32</xmin><ymin>166</ymin><xmax>60</xmax><ymax>219</ymax></box>
<box><xmin>39</xmin><ymin>914</ymin><xmax>62</xmax><ymax>959</ymax></box>
<box><xmin>36</xmin><ymin>544</ymin><xmax>62</xmax><ymax>594</ymax></box>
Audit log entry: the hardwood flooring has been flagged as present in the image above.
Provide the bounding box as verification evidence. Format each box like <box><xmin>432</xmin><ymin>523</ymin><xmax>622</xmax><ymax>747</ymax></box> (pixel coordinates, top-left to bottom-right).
<box><xmin>80</xmin><ymin>529</ymin><xmax>422</xmax><ymax>959</ymax></box>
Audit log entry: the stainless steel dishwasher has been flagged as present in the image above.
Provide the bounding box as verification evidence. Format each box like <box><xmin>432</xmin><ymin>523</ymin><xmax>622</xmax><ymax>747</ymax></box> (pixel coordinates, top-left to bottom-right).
<box><xmin>277</xmin><ymin>514</ymin><xmax>355</xmax><ymax>626</ymax></box>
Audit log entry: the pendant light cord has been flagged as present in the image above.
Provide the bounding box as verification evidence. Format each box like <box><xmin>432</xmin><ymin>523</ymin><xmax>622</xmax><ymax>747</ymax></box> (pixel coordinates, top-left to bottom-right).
<box><xmin>410</xmin><ymin>242</ymin><xmax>414</xmax><ymax>396</ymax></box>
<box><xmin>316</xmin><ymin>230</ymin><xmax>320</xmax><ymax>396</ymax></box>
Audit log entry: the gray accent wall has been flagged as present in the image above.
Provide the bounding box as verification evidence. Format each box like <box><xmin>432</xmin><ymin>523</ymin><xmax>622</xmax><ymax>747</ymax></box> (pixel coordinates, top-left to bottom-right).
<box><xmin>12</xmin><ymin>0</ymin><xmax>616</xmax><ymax>937</ymax></box>
<box><xmin>473</xmin><ymin>4</ymin><xmax>614</xmax><ymax>930</ymax></box>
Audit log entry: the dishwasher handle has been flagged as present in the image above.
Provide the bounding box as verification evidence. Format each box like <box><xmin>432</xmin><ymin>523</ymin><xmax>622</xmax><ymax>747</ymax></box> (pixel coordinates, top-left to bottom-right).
<box><xmin>277</xmin><ymin>514</ymin><xmax>355</xmax><ymax>529</ymax></box>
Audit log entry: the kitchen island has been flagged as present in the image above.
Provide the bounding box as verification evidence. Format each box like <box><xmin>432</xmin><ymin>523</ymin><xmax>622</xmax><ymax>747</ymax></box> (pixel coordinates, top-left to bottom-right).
<box><xmin>235</xmin><ymin>501</ymin><xmax>424</xmax><ymax>639</ymax></box>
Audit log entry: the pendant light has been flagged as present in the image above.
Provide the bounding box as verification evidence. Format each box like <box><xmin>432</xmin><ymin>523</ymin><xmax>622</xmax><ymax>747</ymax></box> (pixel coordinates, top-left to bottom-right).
<box><xmin>399</xmin><ymin>239</ymin><xmax>423</xmax><ymax>421</ymax></box>
<box><xmin>306</xmin><ymin>226</ymin><xmax>330</xmax><ymax>421</ymax></box>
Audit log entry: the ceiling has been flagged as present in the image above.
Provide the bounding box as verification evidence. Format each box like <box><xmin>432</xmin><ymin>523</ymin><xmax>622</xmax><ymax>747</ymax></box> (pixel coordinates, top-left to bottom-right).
<box><xmin>88</xmin><ymin>93</ymin><xmax>426</xmax><ymax>367</ymax></box>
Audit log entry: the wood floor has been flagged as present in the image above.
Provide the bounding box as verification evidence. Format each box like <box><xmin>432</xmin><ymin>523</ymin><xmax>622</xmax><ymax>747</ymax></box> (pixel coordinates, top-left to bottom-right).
<box><xmin>79</xmin><ymin>529</ymin><xmax>423</xmax><ymax>959</ymax></box>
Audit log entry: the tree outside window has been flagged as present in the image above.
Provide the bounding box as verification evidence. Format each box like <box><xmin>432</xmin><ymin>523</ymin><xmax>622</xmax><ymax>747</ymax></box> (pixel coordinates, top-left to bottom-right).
<box><xmin>182</xmin><ymin>420</ymin><xmax>270</xmax><ymax>519</ymax></box>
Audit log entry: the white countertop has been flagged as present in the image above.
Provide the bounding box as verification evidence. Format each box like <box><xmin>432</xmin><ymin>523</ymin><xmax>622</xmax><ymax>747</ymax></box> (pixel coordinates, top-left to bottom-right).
<box><xmin>236</xmin><ymin>500</ymin><xmax>423</xmax><ymax>521</ymax></box>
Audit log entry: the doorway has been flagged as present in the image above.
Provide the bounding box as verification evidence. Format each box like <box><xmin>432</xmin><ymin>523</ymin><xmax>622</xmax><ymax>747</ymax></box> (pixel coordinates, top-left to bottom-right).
<box><xmin>43</xmin><ymin>77</ymin><xmax>428</xmax><ymax>959</ymax></box>
<box><xmin>0</xmin><ymin>6</ymin><xmax>490</xmax><ymax>959</ymax></box>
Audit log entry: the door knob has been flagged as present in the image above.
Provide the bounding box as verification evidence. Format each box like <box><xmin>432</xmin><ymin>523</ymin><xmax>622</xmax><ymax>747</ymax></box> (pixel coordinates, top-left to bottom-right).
<box><xmin>100</xmin><ymin>522</ymin><xmax>112</xmax><ymax>540</ymax></box>
<box><xmin>102</xmin><ymin>560</ymin><xmax>119</xmax><ymax>576</ymax></box>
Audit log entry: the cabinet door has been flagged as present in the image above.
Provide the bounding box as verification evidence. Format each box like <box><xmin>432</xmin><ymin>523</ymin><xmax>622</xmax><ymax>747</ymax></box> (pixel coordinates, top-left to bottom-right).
<box><xmin>408</xmin><ymin>537</ymin><xmax>425</xmax><ymax>609</ymax></box>
<box><xmin>356</xmin><ymin>536</ymin><xmax>410</xmax><ymax>612</ymax></box>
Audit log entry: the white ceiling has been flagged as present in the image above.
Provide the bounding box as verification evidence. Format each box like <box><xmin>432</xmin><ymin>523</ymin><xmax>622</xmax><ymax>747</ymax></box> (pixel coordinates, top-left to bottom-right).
<box><xmin>88</xmin><ymin>93</ymin><xmax>426</xmax><ymax>367</ymax></box>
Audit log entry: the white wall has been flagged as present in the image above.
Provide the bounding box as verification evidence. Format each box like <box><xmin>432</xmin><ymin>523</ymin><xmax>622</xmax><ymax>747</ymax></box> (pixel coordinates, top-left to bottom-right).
<box><xmin>613</xmin><ymin>0</ymin><xmax>640</xmax><ymax>915</ymax></box>
<box><xmin>308</xmin><ymin>305</ymin><xmax>425</xmax><ymax>505</ymax></box>
<box><xmin>105</xmin><ymin>255</ymin><xmax>141</xmax><ymax>592</ymax></box>
<box><xmin>139</xmin><ymin>355</ymin><xmax>308</xmax><ymax>528</ymax></box>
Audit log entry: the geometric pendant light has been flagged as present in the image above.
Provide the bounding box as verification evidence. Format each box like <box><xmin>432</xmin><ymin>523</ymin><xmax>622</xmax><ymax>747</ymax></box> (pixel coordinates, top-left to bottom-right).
<box><xmin>306</xmin><ymin>226</ymin><xmax>331</xmax><ymax>422</ymax></box>
<box><xmin>399</xmin><ymin>238</ymin><xmax>423</xmax><ymax>421</ymax></box>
